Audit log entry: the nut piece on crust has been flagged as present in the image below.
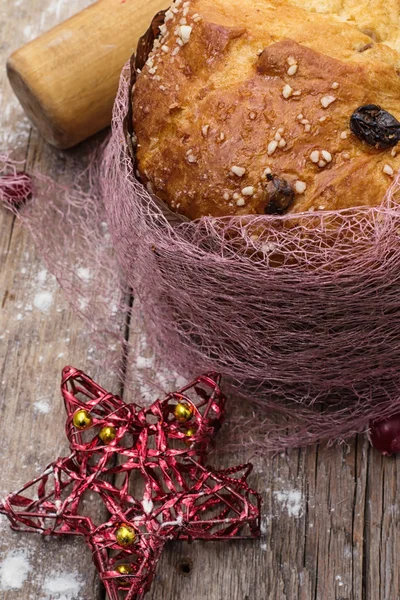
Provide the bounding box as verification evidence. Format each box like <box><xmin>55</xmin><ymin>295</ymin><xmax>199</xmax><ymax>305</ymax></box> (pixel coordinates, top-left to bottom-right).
<box><xmin>132</xmin><ymin>0</ymin><xmax>400</xmax><ymax>219</ymax></box>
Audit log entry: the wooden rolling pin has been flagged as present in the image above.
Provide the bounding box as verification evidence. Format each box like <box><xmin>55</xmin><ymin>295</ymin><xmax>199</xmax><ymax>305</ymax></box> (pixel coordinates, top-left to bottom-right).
<box><xmin>7</xmin><ymin>0</ymin><xmax>167</xmax><ymax>149</ymax></box>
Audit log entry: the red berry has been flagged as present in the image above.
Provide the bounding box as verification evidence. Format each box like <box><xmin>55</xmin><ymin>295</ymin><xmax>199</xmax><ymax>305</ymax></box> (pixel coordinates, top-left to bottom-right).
<box><xmin>369</xmin><ymin>413</ymin><xmax>400</xmax><ymax>456</ymax></box>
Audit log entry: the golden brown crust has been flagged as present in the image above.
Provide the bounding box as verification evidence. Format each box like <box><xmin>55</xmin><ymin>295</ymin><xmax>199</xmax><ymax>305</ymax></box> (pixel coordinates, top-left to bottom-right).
<box><xmin>288</xmin><ymin>0</ymin><xmax>400</xmax><ymax>51</ymax></box>
<box><xmin>132</xmin><ymin>0</ymin><xmax>400</xmax><ymax>219</ymax></box>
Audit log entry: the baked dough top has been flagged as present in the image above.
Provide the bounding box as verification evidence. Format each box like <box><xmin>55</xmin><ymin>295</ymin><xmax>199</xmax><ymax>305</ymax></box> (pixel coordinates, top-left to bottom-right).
<box><xmin>133</xmin><ymin>0</ymin><xmax>400</xmax><ymax>219</ymax></box>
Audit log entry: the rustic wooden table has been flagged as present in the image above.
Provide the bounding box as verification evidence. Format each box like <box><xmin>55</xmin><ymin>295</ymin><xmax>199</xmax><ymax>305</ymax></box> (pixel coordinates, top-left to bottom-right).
<box><xmin>1</xmin><ymin>2</ymin><xmax>399</xmax><ymax>599</ymax></box>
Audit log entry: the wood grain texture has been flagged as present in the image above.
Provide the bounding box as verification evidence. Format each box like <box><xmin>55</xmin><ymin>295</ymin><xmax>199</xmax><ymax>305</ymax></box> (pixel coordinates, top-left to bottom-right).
<box><xmin>0</xmin><ymin>3</ymin><xmax>112</xmax><ymax>600</ymax></box>
<box><xmin>1</xmin><ymin>2</ymin><xmax>400</xmax><ymax>600</ymax></box>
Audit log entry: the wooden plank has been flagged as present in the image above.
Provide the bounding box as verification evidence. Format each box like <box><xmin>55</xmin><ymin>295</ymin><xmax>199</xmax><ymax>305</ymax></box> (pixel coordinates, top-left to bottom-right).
<box><xmin>142</xmin><ymin>441</ymin><xmax>362</xmax><ymax>600</ymax></box>
<box><xmin>364</xmin><ymin>446</ymin><xmax>400</xmax><ymax>599</ymax></box>
<box><xmin>126</xmin><ymin>309</ymin><xmax>398</xmax><ymax>600</ymax></box>
<box><xmin>125</xmin><ymin>312</ymin><xmax>317</xmax><ymax>599</ymax></box>
<box><xmin>0</xmin><ymin>2</ymin><xmax>118</xmax><ymax>600</ymax></box>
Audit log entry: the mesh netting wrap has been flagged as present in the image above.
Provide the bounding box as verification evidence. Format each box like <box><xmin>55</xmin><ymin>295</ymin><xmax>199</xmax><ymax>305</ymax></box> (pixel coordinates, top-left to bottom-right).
<box><xmin>4</xmin><ymin>65</ymin><xmax>400</xmax><ymax>451</ymax></box>
<box><xmin>102</xmin><ymin>66</ymin><xmax>400</xmax><ymax>450</ymax></box>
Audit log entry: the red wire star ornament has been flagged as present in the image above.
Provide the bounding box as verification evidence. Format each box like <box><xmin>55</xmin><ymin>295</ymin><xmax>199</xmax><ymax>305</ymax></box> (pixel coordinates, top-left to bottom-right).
<box><xmin>0</xmin><ymin>367</ymin><xmax>261</xmax><ymax>599</ymax></box>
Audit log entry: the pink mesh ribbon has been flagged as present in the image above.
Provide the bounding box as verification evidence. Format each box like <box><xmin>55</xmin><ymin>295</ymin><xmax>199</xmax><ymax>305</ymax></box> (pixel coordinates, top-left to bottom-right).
<box><xmin>3</xmin><ymin>65</ymin><xmax>400</xmax><ymax>451</ymax></box>
<box><xmin>0</xmin><ymin>367</ymin><xmax>261</xmax><ymax>600</ymax></box>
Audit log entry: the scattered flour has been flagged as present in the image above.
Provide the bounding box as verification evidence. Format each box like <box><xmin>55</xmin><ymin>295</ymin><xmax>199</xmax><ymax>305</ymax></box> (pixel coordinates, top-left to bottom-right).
<box><xmin>23</xmin><ymin>24</ymin><xmax>33</xmax><ymax>38</ymax></box>
<box><xmin>36</xmin><ymin>269</ymin><xmax>48</xmax><ymax>284</ymax></box>
<box><xmin>260</xmin><ymin>516</ymin><xmax>269</xmax><ymax>551</ymax></box>
<box><xmin>133</xmin><ymin>333</ymin><xmax>189</xmax><ymax>403</ymax></box>
<box><xmin>260</xmin><ymin>517</ymin><xmax>268</xmax><ymax>535</ymax></box>
<box><xmin>77</xmin><ymin>267</ymin><xmax>91</xmax><ymax>281</ymax></box>
<box><xmin>0</xmin><ymin>549</ymin><xmax>32</xmax><ymax>590</ymax></box>
<box><xmin>335</xmin><ymin>575</ymin><xmax>344</xmax><ymax>587</ymax></box>
<box><xmin>43</xmin><ymin>572</ymin><xmax>83</xmax><ymax>600</ymax></box>
<box><xmin>139</xmin><ymin>382</ymin><xmax>156</xmax><ymax>404</ymax></box>
<box><xmin>33</xmin><ymin>399</ymin><xmax>51</xmax><ymax>414</ymax></box>
<box><xmin>175</xmin><ymin>375</ymin><xmax>189</xmax><ymax>389</ymax></box>
<box><xmin>136</xmin><ymin>356</ymin><xmax>154</xmax><ymax>369</ymax></box>
<box><xmin>142</xmin><ymin>498</ymin><xmax>154</xmax><ymax>515</ymax></box>
<box><xmin>78</xmin><ymin>298</ymin><xmax>88</xmax><ymax>311</ymax></box>
<box><xmin>273</xmin><ymin>489</ymin><xmax>303</xmax><ymax>517</ymax></box>
<box><xmin>34</xmin><ymin>291</ymin><xmax>54</xmax><ymax>312</ymax></box>
<box><xmin>344</xmin><ymin>545</ymin><xmax>353</xmax><ymax>559</ymax></box>
<box><xmin>156</xmin><ymin>369</ymin><xmax>188</xmax><ymax>390</ymax></box>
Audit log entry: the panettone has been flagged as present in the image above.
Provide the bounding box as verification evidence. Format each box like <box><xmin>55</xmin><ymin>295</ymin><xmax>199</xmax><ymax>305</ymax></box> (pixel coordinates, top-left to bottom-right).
<box><xmin>132</xmin><ymin>0</ymin><xmax>400</xmax><ymax>219</ymax></box>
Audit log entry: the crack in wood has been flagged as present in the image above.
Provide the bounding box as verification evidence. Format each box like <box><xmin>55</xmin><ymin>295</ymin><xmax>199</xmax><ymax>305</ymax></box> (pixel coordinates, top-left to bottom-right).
<box><xmin>351</xmin><ymin>436</ymin><xmax>358</xmax><ymax>598</ymax></box>
<box><xmin>362</xmin><ymin>441</ymin><xmax>371</xmax><ymax>600</ymax></box>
